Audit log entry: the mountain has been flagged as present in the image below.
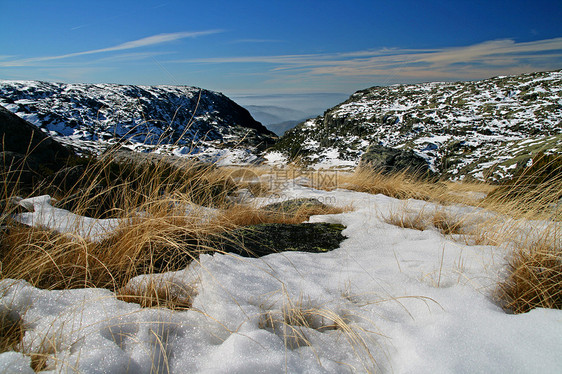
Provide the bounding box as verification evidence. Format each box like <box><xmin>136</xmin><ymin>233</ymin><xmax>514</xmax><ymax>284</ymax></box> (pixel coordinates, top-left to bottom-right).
<box><xmin>233</xmin><ymin>93</ymin><xmax>350</xmax><ymax>135</ymax></box>
<box><xmin>0</xmin><ymin>81</ymin><xmax>277</xmax><ymax>164</ymax></box>
<box><xmin>243</xmin><ymin>104</ymin><xmax>309</xmax><ymax>131</ymax></box>
<box><xmin>267</xmin><ymin>119</ymin><xmax>304</xmax><ymax>136</ymax></box>
<box><xmin>270</xmin><ymin>70</ymin><xmax>562</xmax><ymax>180</ymax></box>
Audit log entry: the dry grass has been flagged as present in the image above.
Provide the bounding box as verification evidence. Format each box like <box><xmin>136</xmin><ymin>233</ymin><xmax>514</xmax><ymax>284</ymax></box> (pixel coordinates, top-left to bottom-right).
<box><xmin>374</xmin><ymin>167</ymin><xmax>560</xmax><ymax>315</ymax></box>
<box><xmin>0</xmin><ymin>311</ymin><xmax>24</xmax><ymax>354</ymax></box>
<box><xmin>218</xmin><ymin>201</ymin><xmax>346</xmax><ymax>228</ymax></box>
<box><xmin>0</xmin><ymin>155</ymin><xmax>348</xmax><ymax>305</ymax></box>
<box><xmin>0</xmin><ymin>153</ymin><xmax>226</xmax><ymax>295</ymax></box>
<box><xmin>326</xmin><ymin>168</ymin><xmax>441</xmax><ymax>201</ymax></box>
<box><xmin>382</xmin><ymin>206</ymin><xmax>466</xmax><ymax>236</ymax></box>
<box><xmin>431</xmin><ymin>210</ymin><xmax>465</xmax><ymax>235</ymax></box>
<box><xmin>496</xmin><ymin>225</ymin><xmax>561</xmax><ymax>314</ymax></box>
<box><xmin>117</xmin><ymin>277</ymin><xmax>195</xmax><ymax>310</ymax></box>
<box><xmin>382</xmin><ymin>207</ymin><xmax>430</xmax><ymax>231</ymax></box>
<box><xmin>258</xmin><ymin>289</ymin><xmax>381</xmax><ymax>372</ymax></box>
<box><xmin>1</xmin><ymin>146</ymin><xmax>560</xmax><ymax>373</ymax></box>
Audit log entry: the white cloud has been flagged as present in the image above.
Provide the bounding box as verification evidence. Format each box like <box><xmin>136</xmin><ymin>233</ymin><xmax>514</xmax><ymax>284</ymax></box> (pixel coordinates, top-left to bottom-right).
<box><xmin>230</xmin><ymin>39</ymin><xmax>285</xmax><ymax>44</ymax></box>
<box><xmin>171</xmin><ymin>37</ymin><xmax>562</xmax><ymax>80</ymax></box>
<box><xmin>0</xmin><ymin>30</ymin><xmax>222</xmax><ymax>67</ymax></box>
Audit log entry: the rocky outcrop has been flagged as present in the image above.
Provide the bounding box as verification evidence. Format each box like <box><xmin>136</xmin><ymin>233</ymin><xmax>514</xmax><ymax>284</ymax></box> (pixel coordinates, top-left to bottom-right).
<box><xmin>0</xmin><ymin>105</ymin><xmax>74</xmax><ymax>164</ymax></box>
<box><xmin>261</xmin><ymin>198</ymin><xmax>327</xmax><ymax>214</ymax></box>
<box><xmin>218</xmin><ymin>223</ymin><xmax>347</xmax><ymax>257</ymax></box>
<box><xmin>359</xmin><ymin>143</ymin><xmax>432</xmax><ymax>176</ymax></box>
<box><xmin>0</xmin><ymin>105</ymin><xmax>76</xmax><ymax>189</ymax></box>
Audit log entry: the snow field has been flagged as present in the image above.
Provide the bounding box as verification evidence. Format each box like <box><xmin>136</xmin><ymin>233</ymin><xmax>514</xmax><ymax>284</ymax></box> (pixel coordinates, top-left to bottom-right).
<box><xmin>0</xmin><ymin>183</ymin><xmax>561</xmax><ymax>373</ymax></box>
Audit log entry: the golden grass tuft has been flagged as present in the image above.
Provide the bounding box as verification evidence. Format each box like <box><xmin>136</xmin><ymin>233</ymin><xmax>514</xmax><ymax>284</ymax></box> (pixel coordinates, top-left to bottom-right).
<box><xmin>431</xmin><ymin>210</ymin><xmax>465</xmax><ymax>235</ymax></box>
<box><xmin>382</xmin><ymin>206</ymin><xmax>466</xmax><ymax>236</ymax></box>
<box><xmin>117</xmin><ymin>277</ymin><xmax>195</xmax><ymax>310</ymax></box>
<box><xmin>0</xmin><ymin>311</ymin><xmax>24</xmax><ymax>354</ymax></box>
<box><xmin>218</xmin><ymin>202</ymin><xmax>346</xmax><ymax>228</ymax></box>
<box><xmin>258</xmin><ymin>289</ymin><xmax>381</xmax><ymax>372</ymax></box>
<box><xmin>331</xmin><ymin>168</ymin><xmax>439</xmax><ymax>200</ymax></box>
<box><xmin>382</xmin><ymin>207</ymin><xmax>429</xmax><ymax>231</ymax></box>
<box><xmin>497</xmin><ymin>228</ymin><xmax>561</xmax><ymax>314</ymax></box>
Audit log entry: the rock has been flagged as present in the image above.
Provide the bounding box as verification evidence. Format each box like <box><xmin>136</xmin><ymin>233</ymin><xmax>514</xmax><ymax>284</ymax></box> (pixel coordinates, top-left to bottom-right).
<box><xmin>0</xmin><ymin>151</ymin><xmax>39</xmax><ymax>186</ymax></box>
<box><xmin>217</xmin><ymin>222</ymin><xmax>347</xmax><ymax>257</ymax></box>
<box><xmin>0</xmin><ymin>105</ymin><xmax>77</xmax><ymax>191</ymax></box>
<box><xmin>0</xmin><ymin>105</ymin><xmax>74</xmax><ymax>166</ymax></box>
<box><xmin>49</xmin><ymin>165</ymin><xmax>88</xmax><ymax>190</ymax></box>
<box><xmin>359</xmin><ymin>143</ymin><xmax>431</xmax><ymax>176</ymax></box>
<box><xmin>261</xmin><ymin>198</ymin><xmax>327</xmax><ymax>214</ymax></box>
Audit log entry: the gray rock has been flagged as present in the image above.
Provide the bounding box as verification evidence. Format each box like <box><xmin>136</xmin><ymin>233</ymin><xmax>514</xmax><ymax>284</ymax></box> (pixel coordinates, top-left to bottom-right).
<box><xmin>217</xmin><ymin>222</ymin><xmax>347</xmax><ymax>257</ymax></box>
<box><xmin>359</xmin><ymin>143</ymin><xmax>431</xmax><ymax>176</ymax></box>
<box><xmin>261</xmin><ymin>198</ymin><xmax>327</xmax><ymax>214</ymax></box>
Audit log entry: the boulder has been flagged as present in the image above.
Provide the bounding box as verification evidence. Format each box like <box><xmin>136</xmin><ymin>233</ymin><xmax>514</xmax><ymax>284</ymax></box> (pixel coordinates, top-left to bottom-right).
<box><xmin>217</xmin><ymin>222</ymin><xmax>347</xmax><ymax>257</ymax></box>
<box><xmin>0</xmin><ymin>105</ymin><xmax>74</xmax><ymax>166</ymax></box>
<box><xmin>261</xmin><ymin>198</ymin><xmax>327</xmax><ymax>214</ymax></box>
<box><xmin>359</xmin><ymin>143</ymin><xmax>431</xmax><ymax>176</ymax></box>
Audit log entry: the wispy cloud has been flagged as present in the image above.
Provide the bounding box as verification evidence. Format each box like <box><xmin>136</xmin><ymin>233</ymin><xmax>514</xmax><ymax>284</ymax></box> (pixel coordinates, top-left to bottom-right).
<box><xmin>230</xmin><ymin>39</ymin><xmax>285</xmax><ymax>44</ymax></box>
<box><xmin>171</xmin><ymin>37</ymin><xmax>562</xmax><ymax>81</ymax></box>
<box><xmin>0</xmin><ymin>30</ymin><xmax>222</xmax><ymax>67</ymax></box>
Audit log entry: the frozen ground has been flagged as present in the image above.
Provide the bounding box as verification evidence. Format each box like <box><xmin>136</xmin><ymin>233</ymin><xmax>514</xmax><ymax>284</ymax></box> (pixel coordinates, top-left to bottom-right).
<box><xmin>1</xmin><ymin>181</ymin><xmax>561</xmax><ymax>373</ymax></box>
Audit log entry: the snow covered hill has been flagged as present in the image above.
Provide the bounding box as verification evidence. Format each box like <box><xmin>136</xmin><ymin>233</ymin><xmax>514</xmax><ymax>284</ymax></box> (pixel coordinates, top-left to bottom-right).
<box><xmin>0</xmin><ymin>81</ymin><xmax>277</xmax><ymax>164</ymax></box>
<box><xmin>271</xmin><ymin>70</ymin><xmax>562</xmax><ymax>180</ymax></box>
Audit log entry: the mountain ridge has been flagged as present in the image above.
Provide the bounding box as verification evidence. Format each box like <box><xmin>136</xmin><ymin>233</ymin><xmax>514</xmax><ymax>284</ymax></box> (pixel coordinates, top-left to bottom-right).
<box><xmin>270</xmin><ymin>69</ymin><xmax>562</xmax><ymax>180</ymax></box>
<box><xmin>0</xmin><ymin>80</ymin><xmax>276</xmax><ymax>164</ymax></box>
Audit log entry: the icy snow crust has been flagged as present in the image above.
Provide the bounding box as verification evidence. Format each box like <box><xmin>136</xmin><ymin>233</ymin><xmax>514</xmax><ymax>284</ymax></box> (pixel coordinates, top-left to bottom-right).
<box><xmin>1</xmin><ymin>183</ymin><xmax>561</xmax><ymax>373</ymax></box>
<box><xmin>270</xmin><ymin>70</ymin><xmax>562</xmax><ymax>180</ymax></box>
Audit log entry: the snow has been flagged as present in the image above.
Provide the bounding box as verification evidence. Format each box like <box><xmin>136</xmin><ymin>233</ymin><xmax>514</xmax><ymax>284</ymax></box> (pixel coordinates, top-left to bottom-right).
<box><xmin>14</xmin><ymin>195</ymin><xmax>123</xmax><ymax>241</ymax></box>
<box><xmin>263</xmin><ymin>151</ymin><xmax>288</xmax><ymax>166</ymax></box>
<box><xmin>0</xmin><ymin>352</ymin><xmax>34</xmax><ymax>374</ymax></box>
<box><xmin>1</xmin><ymin>182</ymin><xmax>561</xmax><ymax>373</ymax></box>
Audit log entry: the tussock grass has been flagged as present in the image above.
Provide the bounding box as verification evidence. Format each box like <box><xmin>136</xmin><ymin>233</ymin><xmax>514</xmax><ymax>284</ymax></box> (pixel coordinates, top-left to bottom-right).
<box><xmin>431</xmin><ymin>210</ymin><xmax>465</xmax><ymax>235</ymax></box>
<box><xmin>0</xmin><ymin>152</ymin><xmax>346</xmax><ymax>303</ymax></box>
<box><xmin>218</xmin><ymin>202</ymin><xmax>345</xmax><ymax>228</ymax></box>
<box><xmin>0</xmin><ymin>311</ymin><xmax>24</xmax><ymax>354</ymax></box>
<box><xmin>327</xmin><ymin>168</ymin><xmax>440</xmax><ymax>200</ymax></box>
<box><xmin>382</xmin><ymin>206</ymin><xmax>466</xmax><ymax>236</ymax></box>
<box><xmin>497</xmin><ymin>228</ymin><xmax>561</xmax><ymax>314</ymax></box>
<box><xmin>369</xmin><ymin>158</ymin><xmax>559</xmax><ymax>315</ymax></box>
<box><xmin>1</xmin><ymin>153</ymin><xmax>222</xmax><ymax>298</ymax></box>
<box><xmin>382</xmin><ymin>207</ymin><xmax>430</xmax><ymax>231</ymax></box>
<box><xmin>258</xmin><ymin>289</ymin><xmax>382</xmax><ymax>372</ymax></box>
<box><xmin>117</xmin><ymin>277</ymin><xmax>195</xmax><ymax>310</ymax></box>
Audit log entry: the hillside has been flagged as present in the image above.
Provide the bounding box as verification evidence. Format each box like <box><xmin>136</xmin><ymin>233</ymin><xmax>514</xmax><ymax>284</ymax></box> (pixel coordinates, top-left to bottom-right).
<box><xmin>0</xmin><ymin>81</ymin><xmax>276</xmax><ymax>164</ymax></box>
<box><xmin>270</xmin><ymin>70</ymin><xmax>562</xmax><ymax>180</ymax></box>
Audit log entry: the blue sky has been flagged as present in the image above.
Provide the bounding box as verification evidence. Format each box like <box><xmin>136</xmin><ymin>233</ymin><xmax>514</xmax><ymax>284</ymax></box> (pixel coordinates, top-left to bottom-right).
<box><xmin>1</xmin><ymin>0</ymin><xmax>562</xmax><ymax>100</ymax></box>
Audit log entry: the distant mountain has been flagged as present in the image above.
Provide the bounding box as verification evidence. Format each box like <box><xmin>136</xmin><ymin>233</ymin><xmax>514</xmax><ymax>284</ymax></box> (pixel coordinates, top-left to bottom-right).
<box><xmin>267</xmin><ymin>119</ymin><xmax>304</xmax><ymax>136</ymax></box>
<box><xmin>0</xmin><ymin>81</ymin><xmax>276</xmax><ymax>164</ymax></box>
<box><xmin>234</xmin><ymin>93</ymin><xmax>349</xmax><ymax>135</ymax></box>
<box><xmin>270</xmin><ymin>70</ymin><xmax>562</xmax><ymax>180</ymax></box>
<box><xmin>244</xmin><ymin>105</ymin><xmax>309</xmax><ymax>129</ymax></box>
